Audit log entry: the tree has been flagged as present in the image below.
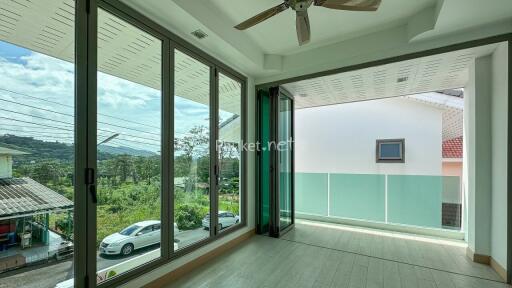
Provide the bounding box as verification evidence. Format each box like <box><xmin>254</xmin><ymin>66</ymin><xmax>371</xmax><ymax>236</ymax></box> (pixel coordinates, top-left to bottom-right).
<box><xmin>134</xmin><ymin>156</ymin><xmax>160</xmax><ymax>185</ymax></box>
<box><xmin>174</xmin><ymin>125</ymin><xmax>209</xmax><ymax>192</ymax></box>
<box><xmin>32</xmin><ymin>160</ymin><xmax>64</xmax><ymax>185</ymax></box>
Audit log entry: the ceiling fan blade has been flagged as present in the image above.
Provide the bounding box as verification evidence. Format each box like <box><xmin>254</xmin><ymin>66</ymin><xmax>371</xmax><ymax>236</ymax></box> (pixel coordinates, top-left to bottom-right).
<box><xmin>234</xmin><ymin>3</ymin><xmax>289</xmax><ymax>30</ymax></box>
<box><xmin>314</xmin><ymin>0</ymin><xmax>381</xmax><ymax>11</ymax></box>
<box><xmin>296</xmin><ymin>10</ymin><xmax>311</xmax><ymax>46</ymax></box>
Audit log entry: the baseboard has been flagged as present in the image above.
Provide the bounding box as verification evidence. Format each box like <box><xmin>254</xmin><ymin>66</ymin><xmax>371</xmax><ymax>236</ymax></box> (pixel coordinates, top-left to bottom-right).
<box><xmin>490</xmin><ymin>257</ymin><xmax>508</xmax><ymax>282</ymax></box>
<box><xmin>144</xmin><ymin>228</ymin><xmax>255</xmax><ymax>288</ymax></box>
<box><xmin>466</xmin><ymin>247</ymin><xmax>491</xmax><ymax>264</ymax></box>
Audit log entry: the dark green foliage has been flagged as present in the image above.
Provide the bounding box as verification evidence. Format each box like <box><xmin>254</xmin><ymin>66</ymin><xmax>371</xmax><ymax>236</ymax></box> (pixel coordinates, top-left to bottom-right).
<box><xmin>175</xmin><ymin>203</ymin><xmax>207</xmax><ymax>230</ymax></box>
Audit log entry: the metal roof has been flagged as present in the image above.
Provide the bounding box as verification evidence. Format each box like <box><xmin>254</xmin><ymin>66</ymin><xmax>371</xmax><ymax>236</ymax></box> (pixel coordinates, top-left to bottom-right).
<box><xmin>0</xmin><ymin>146</ymin><xmax>29</xmax><ymax>156</ymax></box>
<box><xmin>0</xmin><ymin>177</ymin><xmax>73</xmax><ymax>219</ymax></box>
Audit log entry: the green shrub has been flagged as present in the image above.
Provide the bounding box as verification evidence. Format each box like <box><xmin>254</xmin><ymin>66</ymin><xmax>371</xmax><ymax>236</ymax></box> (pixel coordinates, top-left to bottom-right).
<box><xmin>175</xmin><ymin>204</ymin><xmax>206</xmax><ymax>230</ymax></box>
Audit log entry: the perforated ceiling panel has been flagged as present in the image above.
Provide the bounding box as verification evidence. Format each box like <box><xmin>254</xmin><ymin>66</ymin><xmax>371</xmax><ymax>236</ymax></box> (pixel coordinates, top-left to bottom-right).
<box><xmin>0</xmin><ymin>0</ymin><xmax>241</xmax><ymax>115</ymax></box>
<box><xmin>283</xmin><ymin>44</ymin><xmax>497</xmax><ymax>109</ymax></box>
<box><xmin>98</xmin><ymin>9</ymin><xmax>162</xmax><ymax>90</ymax></box>
<box><xmin>0</xmin><ymin>0</ymin><xmax>75</xmax><ymax>61</ymax></box>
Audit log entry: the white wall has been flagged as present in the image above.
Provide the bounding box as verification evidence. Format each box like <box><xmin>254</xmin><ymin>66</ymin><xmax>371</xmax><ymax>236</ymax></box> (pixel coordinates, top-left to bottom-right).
<box><xmin>295</xmin><ymin>97</ymin><xmax>443</xmax><ymax>176</ymax></box>
<box><xmin>491</xmin><ymin>42</ymin><xmax>508</xmax><ymax>270</ymax></box>
<box><xmin>0</xmin><ymin>155</ymin><xmax>12</xmax><ymax>178</ymax></box>
<box><xmin>465</xmin><ymin>54</ymin><xmax>493</xmax><ymax>257</ymax></box>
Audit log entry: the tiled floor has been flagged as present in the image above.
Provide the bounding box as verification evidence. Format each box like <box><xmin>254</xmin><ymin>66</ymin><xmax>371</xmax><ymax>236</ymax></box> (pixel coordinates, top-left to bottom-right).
<box><xmin>167</xmin><ymin>221</ymin><xmax>509</xmax><ymax>288</ymax></box>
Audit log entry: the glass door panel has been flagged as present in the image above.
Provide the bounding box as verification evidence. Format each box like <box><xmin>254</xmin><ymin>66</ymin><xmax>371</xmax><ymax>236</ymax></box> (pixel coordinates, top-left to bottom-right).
<box><xmin>0</xmin><ymin>1</ymin><xmax>76</xmax><ymax>286</ymax></box>
<box><xmin>217</xmin><ymin>72</ymin><xmax>242</xmax><ymax>232</ymax></box>
<box><xmin>278</xmin><ymin>94</ymin><xmax>293</xmax><ymax>231</ymax></box>
<box><xmin>259</xmin><ymin>87</ymin><xmax>294</xmax><ymax>237</ymax></box>
<box><xmin>257</xmin><ymin>90</ymin><xmax>271</xmax><ymax>234</ymax></box>
<box><xmin>173</xmin><ymin>49</ymin><xmax>210</xmax><ymax>249</ymax></box>
<box><xmin>96</xmin><ymin>8</ymin><xmax>162</xmax><ymax>283</ymax></box>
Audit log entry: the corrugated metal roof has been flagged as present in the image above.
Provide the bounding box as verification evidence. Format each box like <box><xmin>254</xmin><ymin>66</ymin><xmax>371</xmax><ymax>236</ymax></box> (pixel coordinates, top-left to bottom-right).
<box><xmin>0</xmin><ymin>177</ymin><xmax>73</xmax><ymax>218</ymax></box>
<box><xmin>0</xmin><ymin>146</ymin><xmax>29</xmax><ymax>156</ymax></box>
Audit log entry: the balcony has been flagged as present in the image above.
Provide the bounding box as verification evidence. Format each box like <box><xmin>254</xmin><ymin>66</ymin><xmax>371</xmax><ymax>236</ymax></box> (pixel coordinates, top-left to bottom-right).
<box><xmin>295</xmin><ymin>172</ymin><xmax>463</xmax><ymax>237</ymax></box>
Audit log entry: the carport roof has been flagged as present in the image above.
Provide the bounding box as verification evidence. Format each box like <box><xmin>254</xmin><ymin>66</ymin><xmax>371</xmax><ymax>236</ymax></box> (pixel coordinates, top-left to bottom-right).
<box><xmin>0</xmin><ymin>177</ymin><xmax>73</xmax><ymax>219</ymax></box>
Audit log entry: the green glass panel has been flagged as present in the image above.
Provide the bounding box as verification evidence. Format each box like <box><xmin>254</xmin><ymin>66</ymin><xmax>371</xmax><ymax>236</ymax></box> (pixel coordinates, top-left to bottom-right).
<box><xmin>387</xmin><ymin>175</ymin><xmax>442</xmax><ymax>228</ymax></box>
<box><xmin>295</xmin><ymin>173</ymin><xmax>328</xmax><ymax>216</ymax></box>
<box><xmin>329</xmin><ymin>174</ymin><xmax>385</xmax><ymax>221</ymax></box>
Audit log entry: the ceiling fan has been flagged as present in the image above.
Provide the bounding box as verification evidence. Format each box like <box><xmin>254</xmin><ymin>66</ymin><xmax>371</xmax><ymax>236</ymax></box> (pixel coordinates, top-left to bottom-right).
<box><xmin>234</xmin><ymin>0</ymin><xmax>382</xmax><ymax>46</ymax></box>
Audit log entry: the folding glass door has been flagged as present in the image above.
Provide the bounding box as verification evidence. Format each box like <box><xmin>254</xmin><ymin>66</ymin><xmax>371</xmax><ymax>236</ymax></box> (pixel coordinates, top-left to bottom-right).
<box><xmin>257</xmin><ymin>87</ymin><xmax>294</xmax><ymax>237</ymax></box>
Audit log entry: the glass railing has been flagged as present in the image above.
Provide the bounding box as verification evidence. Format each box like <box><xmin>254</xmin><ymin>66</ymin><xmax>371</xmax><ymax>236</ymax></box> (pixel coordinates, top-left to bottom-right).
<box><xmin>295</xmin><ymin>173</ymin><xmax>462</xmax><ymax>230</ymax></box>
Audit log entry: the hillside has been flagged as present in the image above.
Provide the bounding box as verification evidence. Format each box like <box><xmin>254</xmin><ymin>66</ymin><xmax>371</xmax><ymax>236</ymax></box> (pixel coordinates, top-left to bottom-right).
<box><xmin>0</xmin><ymin>134</ymin><xmax>155</xmax><ymax>163</ymax></box>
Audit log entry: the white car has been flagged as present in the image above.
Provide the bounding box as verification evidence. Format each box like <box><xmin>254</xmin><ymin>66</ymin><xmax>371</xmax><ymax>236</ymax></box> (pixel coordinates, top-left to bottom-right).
<box><xmin>202</xmin><ymin>211</ymin><xmax>240</xmax><ymax>230</ymax></box>
<box><xmin>100</xmin><ymin>221</ymin><xmax>179</xmax><ymax>256</ymax></box>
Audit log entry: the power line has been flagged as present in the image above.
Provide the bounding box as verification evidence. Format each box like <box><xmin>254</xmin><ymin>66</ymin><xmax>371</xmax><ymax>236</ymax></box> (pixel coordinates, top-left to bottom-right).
<box><xmin>0</xmin><ymin>117</ymin><xmax>74</xmax><ymax>131</ymax></box>
<box><xmin>0</xmin><ymin>89</ymin><xmax>191</xmax><ymax>135</ymax></box>
<box><xmin>0</xmin><ymin>111</ymin><xmax>161</xmax><ymax>143</ymax></box>
<box><xmin>0</xmin><ymin>128</ymin><xmax>74</xmax><ymax>135</ymax></box>
<box><xmin>0</xmin><ymin>108</ymin><xmax>73</xmax><ymax>126</ymax></box>
<box><xmin>0</xmin><ymin>123</ymin><xmax>70</xmax><ymax>131</ymax></box>
<box><xmin>0</xmin><ymin>99</ymin><xmax>160</xmax><ymax>140</ymax></box>
<box><xmin>0</xmin><ymin>101</ymin><xmax>160</xmax><ymax>138</ymax></box>
<box><xmin>0</xmin><ymin>87</ymin><xmax>161</xmax><ymax>129</ymax></box>
<box><xmin>0</xmin><ymin>98</ymin><xmax>73</xmax><ymax>118</ymax></box>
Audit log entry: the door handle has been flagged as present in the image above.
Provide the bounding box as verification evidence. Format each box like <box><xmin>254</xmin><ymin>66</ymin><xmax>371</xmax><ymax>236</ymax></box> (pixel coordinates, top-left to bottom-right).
<box><xmin>90</xmin><ymin>185</ymin><xmax>97</xmax><ymax>204</ymax></box>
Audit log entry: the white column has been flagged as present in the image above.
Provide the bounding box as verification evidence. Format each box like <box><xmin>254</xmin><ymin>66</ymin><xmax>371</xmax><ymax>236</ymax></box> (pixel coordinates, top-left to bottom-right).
<box><xmin>465</xmin><ymin>54</ymin><xmax>492</xmax><ymax>258</ymax></box>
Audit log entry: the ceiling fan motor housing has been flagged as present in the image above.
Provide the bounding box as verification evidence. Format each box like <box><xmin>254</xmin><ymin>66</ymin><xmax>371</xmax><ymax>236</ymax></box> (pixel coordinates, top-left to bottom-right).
<box><xmin>289</xmin><ymin>0</ymin><xmax>314</xmax><ymax>11</ymax></box>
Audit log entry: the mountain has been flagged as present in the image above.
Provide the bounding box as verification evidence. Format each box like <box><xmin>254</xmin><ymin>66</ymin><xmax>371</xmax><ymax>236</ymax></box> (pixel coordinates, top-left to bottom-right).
<box><xmin>0</xmin><ymin>135</ymin><xmax>156</xmax><ymax>163</ymax></box>
<box><xmin>98</xmin><ymin>144</ymin><xmax>157</xmax><ymax>157</ymax></box>
<box><xmin>0</xmin><ymin>134</ymin><xmax>74</xmax><ymax>163</ymax></box>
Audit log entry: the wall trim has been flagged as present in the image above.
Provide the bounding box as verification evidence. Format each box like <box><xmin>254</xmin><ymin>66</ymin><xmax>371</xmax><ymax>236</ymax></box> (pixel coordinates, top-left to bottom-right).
<box><xmin>466</xmin><ymin>246</ymin><xmax>491</xmax><ymax>264</ymax></box>
<box><xmin>144</xmin><ymin>229</ymin><xmax>256</xmax><ymax>288</ymax></box>
<box><xmin>491</xmin><ymin>257</ymin><xmax>508</xmax><ymax>282</ymax></box>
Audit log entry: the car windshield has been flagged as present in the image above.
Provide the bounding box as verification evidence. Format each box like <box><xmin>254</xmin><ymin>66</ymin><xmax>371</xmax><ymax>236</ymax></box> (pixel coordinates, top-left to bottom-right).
<box><xmin>119</xmin><ymin>225</ymin><xmax>141</xmax><ymax>236</ymax></box>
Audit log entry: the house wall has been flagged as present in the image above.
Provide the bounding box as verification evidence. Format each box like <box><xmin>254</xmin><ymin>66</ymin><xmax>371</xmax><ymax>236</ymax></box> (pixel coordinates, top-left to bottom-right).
<box><xmin>442</xmin><ymin>161</ymin><xmax>463</xmax><ymax>204</ymax></box>
<box><xmin>442</xmin><ymin>161</ymin><xmax>463</xmax><ymax>177</ymax></box>
<box><xmin>0</xmin><ymin>155</ymin><xmax>13</xmax><ymax>178</ymax></box>
<box><xmin>295</xmin><ymin>97</ymin><xmax>443</xmax><ymax>176</ymax></box>
<box><xmin>490</xmin><ymin>42</ymin><xmax>508</xmax><ymax>271</ymax></box>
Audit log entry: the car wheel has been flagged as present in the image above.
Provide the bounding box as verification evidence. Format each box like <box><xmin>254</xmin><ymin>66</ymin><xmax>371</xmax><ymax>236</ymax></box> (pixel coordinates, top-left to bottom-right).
<box><xmin>218</xmin><ymin>223</ymin><xmax>223</xmax><ymax>231</ymax></box>
<box><xmin>236</xmin><ymin>219</ymin><xmax>239</xmax><ymax>224</ymax></box>
<box><xmin>121</xmin><ymin>244</ymin><xmax>134</xmax><ymax>256</ymax></box>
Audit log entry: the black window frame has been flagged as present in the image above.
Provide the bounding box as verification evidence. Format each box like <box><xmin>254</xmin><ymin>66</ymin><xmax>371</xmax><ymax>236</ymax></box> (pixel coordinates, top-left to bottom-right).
<box><xmin>376</xmin><ymin>139</ymin><xmax>405</xmax><ymax>163</ymax></box>
<box><xmin>74</xmin><ymin>0</ymin><xmax>248</xmax><ymax>287</ymax></box>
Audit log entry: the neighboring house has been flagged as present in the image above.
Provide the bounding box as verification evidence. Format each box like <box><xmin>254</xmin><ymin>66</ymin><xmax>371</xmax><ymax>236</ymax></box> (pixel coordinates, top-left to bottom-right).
<box><xmin>295</xmin><ymin>91</ymin><xmax>464</xmax><ymax>229</ymax></box>
<box><xmin>0</xmin><ymin>146</ymin><xmax>73</xmax><ymax>273</ymax></box>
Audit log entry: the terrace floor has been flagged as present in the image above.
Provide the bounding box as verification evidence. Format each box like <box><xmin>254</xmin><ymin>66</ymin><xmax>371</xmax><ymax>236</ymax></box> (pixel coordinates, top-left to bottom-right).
<box><xmin>168</xmin><ymin>220</ymin><xmax>508</xmax><ymax>288</ymax></box>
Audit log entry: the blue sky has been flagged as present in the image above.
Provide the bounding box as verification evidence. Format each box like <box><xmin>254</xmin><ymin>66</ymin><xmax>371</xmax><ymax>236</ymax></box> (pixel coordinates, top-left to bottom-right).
<box><xmin>0</xmin><ymin>40</ymin><xmax>212</xmax><ymax>153</ymax></box>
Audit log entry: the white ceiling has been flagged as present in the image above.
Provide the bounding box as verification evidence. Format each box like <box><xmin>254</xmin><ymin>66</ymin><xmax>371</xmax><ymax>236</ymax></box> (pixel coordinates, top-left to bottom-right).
<box><xmin>121</xmin><ymin>0</ymin><xmax>512</xmax><ymax>80</ymax></box>
<box><xmin>208</xmin><ymin>0</ymin><xmax>434</xmax><ymax>55</ymax></box>
<box><xmin>282</xmin><ymin>44</ymin><xmax>497</xmax><ymax>109</ymax></box>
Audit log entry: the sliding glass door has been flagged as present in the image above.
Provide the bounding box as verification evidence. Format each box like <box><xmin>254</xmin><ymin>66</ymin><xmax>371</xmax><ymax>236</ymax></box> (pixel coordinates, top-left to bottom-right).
<box><xmin>96</xmin><ymin>7</ymin><xmax>164</xmax><ymax>284</ymax></box>
<box><xmin>0</xmin><ymin>0</ymin><xmax>246</xmax><ymax>286</ymax></box>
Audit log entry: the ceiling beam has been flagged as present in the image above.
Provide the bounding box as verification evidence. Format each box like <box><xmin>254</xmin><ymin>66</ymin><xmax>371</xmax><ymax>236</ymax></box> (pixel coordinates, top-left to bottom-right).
<box><xmin>407</xmin><ymin>0</ymin><xmax>445</xmax><ymax>42</ymax></box>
